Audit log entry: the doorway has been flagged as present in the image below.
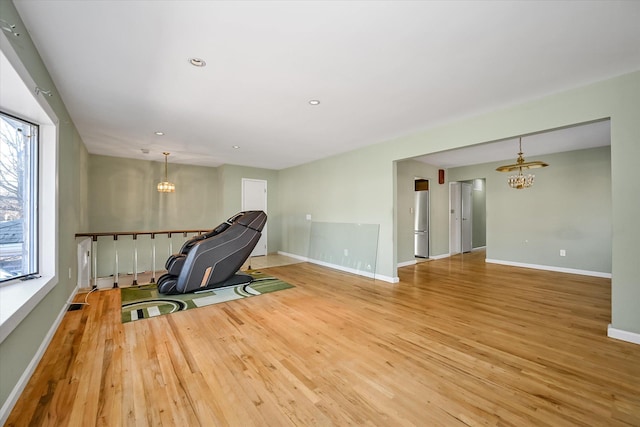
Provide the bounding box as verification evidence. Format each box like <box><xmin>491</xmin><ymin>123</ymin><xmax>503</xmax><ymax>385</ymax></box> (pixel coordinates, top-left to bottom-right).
<box><xmin>241</xmin><ymin>178</ymin><xmax>267</xmax><ymax>256</ymax></box>
<box><xmin>449</xmin><ymin>179</ymin><xmax>485</xmax><ymax>254</ymax></box>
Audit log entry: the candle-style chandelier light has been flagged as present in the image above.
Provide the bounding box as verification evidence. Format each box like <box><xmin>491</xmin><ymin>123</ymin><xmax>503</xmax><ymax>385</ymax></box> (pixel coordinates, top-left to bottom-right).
<box><xmin>496</xmin><ymin>137</ymin><xmax>548</xmax><ymax>189</ymax></box>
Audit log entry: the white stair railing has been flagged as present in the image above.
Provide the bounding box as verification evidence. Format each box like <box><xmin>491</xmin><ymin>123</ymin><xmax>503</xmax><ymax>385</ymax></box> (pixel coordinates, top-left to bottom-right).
<box><xmin>75</xmin><ymin>229</ymin><xmax>211</xmax><ymax>289</ymax></box>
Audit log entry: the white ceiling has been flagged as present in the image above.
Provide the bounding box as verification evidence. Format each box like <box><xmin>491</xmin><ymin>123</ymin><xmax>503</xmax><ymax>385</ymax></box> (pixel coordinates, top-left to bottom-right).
<box><xmin>415</xmin><ymin>120</ymin><xmax>611</xmax><ymax>169</ymax></box>
<box><xmin>11</xmin><ymin>1</ymin><xmax>640</xmax><ymax>170</ymax></box>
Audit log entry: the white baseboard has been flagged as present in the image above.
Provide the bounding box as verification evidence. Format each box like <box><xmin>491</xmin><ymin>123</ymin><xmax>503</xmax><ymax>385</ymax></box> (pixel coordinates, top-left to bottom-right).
<box><xmin>397</xmin><ymin>260</ymin><xmax>417</xmax><ymax>268</ymax></box>
<box><xmin>0</xmin><ymin>285</ymin><xmax>80</xmax><ymax>425</ymax></box>
<box><xmin>278</xmin><ymin>251</ymin><xmax>399</xmax><ymax>283</ymax></box>
<box><xmin>485</xmin><ymin>258</ymin><xmax>612</xmax><ymax>278</ymax></box>
<box><xmin>398</xmin><ymin>253</ymin><xmax>452</xmax><ymax>268</ymax></box>
<box><xmin>608</xmin><ymin>325</ymin><xmax>640</xmax><ymax>345</ymax></box>
<box><xmin>375</xmin><ymin>273</ymin><xmax>400</xmax><ymax>284</ymax></box>
<box><xmin>277</xmin><ymin>251</ymin><xmax>308</xmax><ymax>263</ymax></box>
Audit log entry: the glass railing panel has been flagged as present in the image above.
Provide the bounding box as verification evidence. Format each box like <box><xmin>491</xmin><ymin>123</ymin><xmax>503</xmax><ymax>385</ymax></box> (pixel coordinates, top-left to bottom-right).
<box><xmin>307</xmin><ymin>221</ymin><xmax>379</xmax><ymax>278</ymax></box>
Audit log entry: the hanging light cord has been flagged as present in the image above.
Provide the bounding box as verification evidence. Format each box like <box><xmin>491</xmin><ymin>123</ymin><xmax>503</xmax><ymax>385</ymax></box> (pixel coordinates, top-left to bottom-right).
<box><xmin>163</xmin><ymin>152</ymin><xmax>169</xmax><ymax>181</ymax></box>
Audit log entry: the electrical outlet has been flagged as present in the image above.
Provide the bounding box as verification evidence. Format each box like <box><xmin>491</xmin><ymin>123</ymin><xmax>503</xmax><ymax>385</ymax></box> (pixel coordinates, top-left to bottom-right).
<box><xmin>560</xmin><ymin>249</ymin><xmax>566</xmax><ymax>257</ymax></box>
<box><xmin>344</xmin><ymin>249</ymin><xmax>349</xmax><ymax>256</ymax></box>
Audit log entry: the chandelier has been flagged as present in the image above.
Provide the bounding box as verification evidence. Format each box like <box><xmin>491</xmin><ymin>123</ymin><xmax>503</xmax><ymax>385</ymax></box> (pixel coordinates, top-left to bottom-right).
<box><xmin>157</xmin><ymin>152</ymin><xmax>175</xmax><ymax>193</ymax></box>
<box><xmin>496</xmin><ymin>137</ymin><xmax>548</xmax><ymax>189</ymax></box>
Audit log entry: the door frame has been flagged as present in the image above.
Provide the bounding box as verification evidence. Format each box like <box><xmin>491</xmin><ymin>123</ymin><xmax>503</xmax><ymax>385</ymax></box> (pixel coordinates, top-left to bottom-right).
<box><xmin>461</xmin><ymin>182</ymin><xmax>473</xmax><ymax>253</ymax></box>
<box><xmin>449</xmin><ymin>182</ymin><xmax>462</xmax><ymax>255</ymax></box>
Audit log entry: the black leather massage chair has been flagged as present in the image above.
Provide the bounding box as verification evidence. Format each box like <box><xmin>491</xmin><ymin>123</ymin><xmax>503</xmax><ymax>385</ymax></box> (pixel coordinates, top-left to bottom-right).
<box><xmin>156</xmin><ymin>210</ymin><xmax>267</xmax><ymax>295</ymax></box>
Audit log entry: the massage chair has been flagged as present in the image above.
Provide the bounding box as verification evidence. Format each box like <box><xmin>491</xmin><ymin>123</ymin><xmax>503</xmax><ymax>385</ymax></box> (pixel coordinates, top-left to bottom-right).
<box><xmin>156</xmin><ymin>210</ymin><xmax>267</xmax><ymax>295</ymax></box>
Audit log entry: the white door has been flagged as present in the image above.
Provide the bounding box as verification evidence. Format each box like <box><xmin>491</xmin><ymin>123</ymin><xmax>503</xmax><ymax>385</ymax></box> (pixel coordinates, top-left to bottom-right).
<box><xmin>461</xmin><ymin>182</ymin><xmax>473</xmax><ymax>253</ymax></box>
<box><xmin>242</xmin><ymin>178</ymin><xmax>267</xmax><ymax>256</ymax></box>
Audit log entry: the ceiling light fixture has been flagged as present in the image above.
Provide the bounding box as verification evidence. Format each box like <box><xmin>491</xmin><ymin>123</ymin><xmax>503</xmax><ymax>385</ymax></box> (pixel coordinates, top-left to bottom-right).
<box><xmin>154</xmin><ymin>131</ymin><xmax>164</xmax><ymax>136</ymax></box>
<box><xmin>157</xmin><ymin>152</ymin><xmax>175</xmax><ymax>193</ymax></box>
<box><xmin>35</xmin><ymin>87</ymin><xmax>52</xmax><ymax>97</ymax></box>
<box><xmin>232</xmin><ymin>145</ymin><xmax>240</xmax><ymax>149</ymax></box>
<box><xmin>0</xmin><ymin>19</ymin><xmax>20</xmax><ymax>37</ymax></box>
<box><xmin>189</xmin><ymin>57</ymin><xmax>206</xmax><ymax>67</ymax></box>
<box><xmin>496</xmin><ymin>137</ymin><xmax>548</xmax><ymax>189</ymax></box>
<box><xmin>308</xmin><ymin>100</ymin><xmax>320</xmax><ymax>105</ymax></box>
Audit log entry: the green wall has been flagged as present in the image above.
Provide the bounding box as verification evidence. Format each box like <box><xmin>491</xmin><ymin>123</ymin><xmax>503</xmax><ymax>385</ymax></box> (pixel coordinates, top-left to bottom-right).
<box><xmin>449</xmin><ymin>146</ymin><xmax>611</xmax><ymax>273</ymax></box>
<box><xmin>278</xmin><ymin>71</ymin><xmax>640</xmax><ymax>335</ymax></box>
<box><xmin>89</xmin><ymin>154</ymin><xmax>222</xmax><ymax>231</ymax></box>
<box><xmin>0</xmin><ymin>0</ymin><xmax>89</xmax><ymax>410</ymax></box>
<box><xmin>88</xmin><ymin>157</ymin><xmax>281</xmax><ymax>239</ymax></box>
<box><xmin>87</xmin><ymin>157</ymin><xmax>282</xmax><ymax>276</ymax></box>
<box><xmin>279</xmin><ymin>145</ymin><xmax>397</xmax><ymax>279</ymax></box>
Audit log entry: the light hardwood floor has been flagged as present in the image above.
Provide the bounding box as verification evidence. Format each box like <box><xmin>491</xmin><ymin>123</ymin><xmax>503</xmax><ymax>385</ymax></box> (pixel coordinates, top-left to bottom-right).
<box><xmin>6</xmin><ymin>251</ymin><xmax>640</xmax><ymax>426</ymax></box>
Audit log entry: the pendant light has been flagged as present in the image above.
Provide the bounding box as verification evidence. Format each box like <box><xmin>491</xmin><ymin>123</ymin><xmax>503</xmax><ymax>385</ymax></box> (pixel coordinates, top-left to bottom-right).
<box><xmin>157</xmin><ymin>152</ymin><xmax>175</xmax><ymax>193</ymax></box>
<box><xmin>496</xmin><ymin>137</ymin><xmax>548</xmax><ymax>189</ymax></box>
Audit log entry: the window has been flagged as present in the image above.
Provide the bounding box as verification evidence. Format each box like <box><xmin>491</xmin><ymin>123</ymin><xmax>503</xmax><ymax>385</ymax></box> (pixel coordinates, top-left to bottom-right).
<box><xmin>0</xmin><ymin>112</ymin><xmax>38</xmax><ymax>282</ymax></box>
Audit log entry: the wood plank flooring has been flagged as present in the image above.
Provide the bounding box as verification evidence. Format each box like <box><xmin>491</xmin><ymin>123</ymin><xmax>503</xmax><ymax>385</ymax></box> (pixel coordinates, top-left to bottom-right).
<box><xmin>6</xmin><ymin>251</ymin><xmax>640</xmax><ymax>426</ymax></box>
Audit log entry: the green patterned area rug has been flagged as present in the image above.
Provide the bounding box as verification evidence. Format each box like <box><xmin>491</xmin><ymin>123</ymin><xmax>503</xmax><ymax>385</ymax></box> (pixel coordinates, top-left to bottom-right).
<box><xmin>121</xmin><ymin>271</ymin><xmax>293</xmax><ymax>323</ymax></box>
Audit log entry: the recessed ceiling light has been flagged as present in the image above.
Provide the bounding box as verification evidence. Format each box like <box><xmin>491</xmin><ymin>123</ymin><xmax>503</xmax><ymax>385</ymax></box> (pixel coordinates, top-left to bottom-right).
<box><xmin>154</xmin><ymin>131</ymin><xmax>164</xmax><ymax>136</ymax></box>
<box><xmin>309</xmin><ymin>100</ymin><xmax>320</xmax><ymax>105</ymax></box>
<box><xmin>232</xmin><ymin>145</ymin><xmax>240</xmax><ymax>149</ymax></box>
<box><xmin>189</xmin><ymin>57</ymin><xmax>207</xmax><ymax>67</ymax></box>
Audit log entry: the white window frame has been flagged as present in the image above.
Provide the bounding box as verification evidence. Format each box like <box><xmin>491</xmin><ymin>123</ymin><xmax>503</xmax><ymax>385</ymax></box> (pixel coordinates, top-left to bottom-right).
<box><xmin>0</xmin><ymin>112</ymin><xmax>39</xmax><ymax>282</ymax></box>
<box><xmin>0</xmin><ymin>34</ymin><xmax>58</xmax><ymax>344</ymax></box>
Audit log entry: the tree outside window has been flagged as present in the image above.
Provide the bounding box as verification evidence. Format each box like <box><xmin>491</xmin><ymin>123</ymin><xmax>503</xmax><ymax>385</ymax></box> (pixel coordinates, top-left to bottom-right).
<box><xmin>0</xmin><ymin>112</ymin><xmax>38</xmax><ymax>281</ymax></box>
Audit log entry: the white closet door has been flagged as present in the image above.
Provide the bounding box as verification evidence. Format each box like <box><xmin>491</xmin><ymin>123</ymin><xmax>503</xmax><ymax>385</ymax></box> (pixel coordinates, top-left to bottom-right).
<box><xmin>242</xmin><ymin>178</ymin><xmax>267</xmax><ymax>256</ymax></box>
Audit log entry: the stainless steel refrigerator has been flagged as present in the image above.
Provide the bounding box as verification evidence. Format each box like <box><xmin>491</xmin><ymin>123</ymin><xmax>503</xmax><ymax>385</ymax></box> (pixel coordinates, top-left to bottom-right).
<box><xmin>414</xmin><ymin>189</ymin><xmax>429</xmax><ymax>258</ymax></box>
